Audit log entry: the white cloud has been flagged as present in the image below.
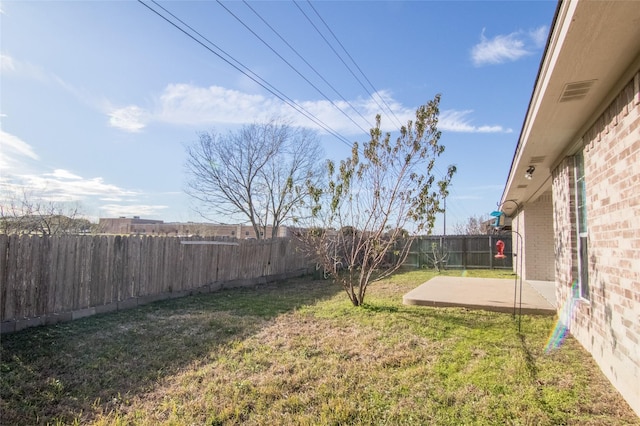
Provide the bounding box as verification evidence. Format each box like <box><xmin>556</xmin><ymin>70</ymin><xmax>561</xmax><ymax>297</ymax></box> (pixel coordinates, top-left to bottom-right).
<box><xmin>107</xmin><ymin>83</ymin><xmax>381</xmax><ymax>134</ymax></box>
<box><xmin>439</xmin><ymin>110</ymin><xmax>512</xmax><ymax>134</ymax></box>
<box><xmin>45</xmin><ymin>169</ymin><xmax>83</xmax><ymax>180</ymax></box>
<box><xmin>5</xmin><ymin>171</ymin><xmax>139</xmax><ymax>202</ymax></box>
<box><xmin>2</xmin><ymin>54</ymin><xmax>102</xmax><ymax>115</ymax></box>
<box><xmin>0</xmin><ymin>129</ymin><xmax>39</xmax><ymax>161</ymax></box>
<box><xmin>0</xmin><ymin>54</ymin><xmax>16</xmax><ymax>72</ymax></box>
<box><xmin>0</xmin><ymin>142</ymin><xmax>142</xmax><ymax>217</ymax></box>
<box><xmin>471</xmin><ymin>26</ymin><xmax>548</xmax><ymax>67</ymax></box>
<box><xmin>107</xmin><ymin>84</ymin><xmax>506</xmax><ymax>136</ymax></box>
<box><xmin>99</xmin><ymin>204</ymin><xmax>168</xmax><ymax>218</ymax></box>
<box><xmin>529</xmin><ymin>26</ymin><xmax>549</xmax><ymax>48</ymax></box>
<box><xmin>472</xmin><ymin>30</ymin><xmax>528</xmax><ymax>66</ymax></box>
<box><xmin>0</xmin><ymin>54</ymin><xmax>50</xmax><ymax>82</ymax></box>
<box><xmin>108</xmin><ymin>105</ymin><xmax>148</xmax><ymax>133</ymax></box>
<box><xmin>0</xmin><ymin>127</ymin><xmax>151</xmax><ymax>221</ymax></box>
<box><xmin>159</xmin><ymin>83</ymin><xmax>280</xmax><ymax>126</ymax></box>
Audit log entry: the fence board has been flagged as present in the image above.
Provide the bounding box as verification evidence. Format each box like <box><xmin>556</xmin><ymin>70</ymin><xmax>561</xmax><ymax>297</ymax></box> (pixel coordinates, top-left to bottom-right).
<box><xmin>0</xmin><ymin>235</ymin><xmax>310</xmax><ymax>323</ymax></box>
<box><xmin>8</xmin><ymin>235</ymin><xmax>20</xmax><ymax>318</ymax></box>
<box><xmin>89</xmin><ymin>236</ymin><xmax>102</xmax><ymax>307</ymax></box>
<box><xmin>32</xmin><ymin>235</ymin><xmax>46</xmax><ymax>317</ymax></box>
<box><xmin>1</xmin><ymin>234</ymin><xmax>278</xmax><ymax>322</ymax></box>
<box><xmin>51</xmin><ymin>235</ymin><xmax>63</xmax><ymax>313</ymax></box>
<box><xmin>75</xmin><ymin>237</ymin><xmax>88</xmax><ymax>309</ymax></box>
<box><xmin>19</xmin><ymin>235</ymin><xmax>32</xmax><ymax>317</ymax></box>
<box><xmin>406</xmin><ymin>235</ymin><xmax>513</xmax><ymax>270</ymax></box>
<box><xmin>5</xmin><ymin>235</ymin><xmax>18</xmax><ymax>320</ymax></box>
<box><xmin>0</xmin><ymin>234</ymin><xmax>8</xmax><ymax>321</ymax></box>
<box><xmin>129</xmin><ymin>236</ymin><xmax>141</xmax><ymax>298</ymax></box>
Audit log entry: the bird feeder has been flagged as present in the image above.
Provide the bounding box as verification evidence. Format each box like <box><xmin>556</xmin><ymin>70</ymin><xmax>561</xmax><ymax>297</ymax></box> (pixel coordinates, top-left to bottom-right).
<box><xmin>495</xmin><ymin>239</ymin><xmax>506</xmax><ymax>259</ymax></box>
<box><xmin>490</xmin><ymin>210</ymin><xmax>504</xmax><ymax>227</ymax></box>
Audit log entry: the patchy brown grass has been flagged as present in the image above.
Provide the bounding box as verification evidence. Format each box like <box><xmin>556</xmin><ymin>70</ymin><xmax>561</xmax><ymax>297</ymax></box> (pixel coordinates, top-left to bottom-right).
<box><xmin>1</xmin><ymin>270</ymin><xmax>638</xmax><ymax>425</ymax></box>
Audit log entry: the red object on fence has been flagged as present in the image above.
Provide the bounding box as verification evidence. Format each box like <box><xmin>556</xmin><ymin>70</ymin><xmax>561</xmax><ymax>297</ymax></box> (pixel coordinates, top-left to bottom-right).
<box><xmin>495</xmin><ymin>240</ymin><xmax>506</xmax><ymax>259</ymax></box>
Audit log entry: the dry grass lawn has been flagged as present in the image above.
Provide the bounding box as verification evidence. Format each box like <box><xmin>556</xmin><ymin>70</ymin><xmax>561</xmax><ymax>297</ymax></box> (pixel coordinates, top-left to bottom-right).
<box><xmin>1</xmin><ymin>269</ymin><xmax>638</xmax><ymax>425</ymax></box>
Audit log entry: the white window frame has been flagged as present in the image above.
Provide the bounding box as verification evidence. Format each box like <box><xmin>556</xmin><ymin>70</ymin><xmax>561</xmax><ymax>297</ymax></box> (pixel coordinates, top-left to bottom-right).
<box><xmin>574</xmin><ymin>152</ymin><xmax>589</xmax><ymax>300</ymax></box>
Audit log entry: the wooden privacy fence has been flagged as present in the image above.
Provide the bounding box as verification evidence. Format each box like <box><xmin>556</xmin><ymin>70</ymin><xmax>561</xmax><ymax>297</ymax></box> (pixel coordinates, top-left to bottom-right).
<box><xmin>404</xmin><ymin>234</ymin><xmax>514</xmax><ymax>269</ymax></box>
<box><xmin>0</xmin><ymin>235</ymin><xmax>310</xmax><ymax>331</ymax></box>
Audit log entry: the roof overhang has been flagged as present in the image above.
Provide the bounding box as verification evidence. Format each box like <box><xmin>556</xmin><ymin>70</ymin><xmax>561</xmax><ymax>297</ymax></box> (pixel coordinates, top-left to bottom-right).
<box><xmin>500</xmin><ymin>0</ymin><xmax>640</xmax><ymax>216</ymax></box>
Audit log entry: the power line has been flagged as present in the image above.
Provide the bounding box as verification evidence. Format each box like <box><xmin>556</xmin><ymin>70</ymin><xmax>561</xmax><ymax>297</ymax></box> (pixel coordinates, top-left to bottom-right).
<box><xmin>138</xmin><ymin>0</ymin><xmax>354</xmax><ymax>147</ymax></box>
<box><xmin>241</xmin><ymin>0</ymin><xmax>375</xmax><ymax>132</ymax></box>
<box><xmin>296</xmin><ymin>0</ymin><xmax>404</xmax><ymax>130</ymax></box>
<box><xmin>245</xmin><ymin>2</ymin><xmax>467</xmax><ymax>215</ymax></box>
<box><xmin>139</xmin><ymin>0</ymin><xmax>467</xmax><ymax>218</ymax></box>
<box><xmin>216</xmin><ymin>0</ymin><xmax>370</xmax><ymax>135</ymax></box>
<box><xmin>302</xmin><ymin>0</ymin><xmax>471</xmax><ymax>215</ymax></box>
<box><xmin>282</xmin><ymin>3</ymin><xmax>472</xmax><ymax>219</ymax></box>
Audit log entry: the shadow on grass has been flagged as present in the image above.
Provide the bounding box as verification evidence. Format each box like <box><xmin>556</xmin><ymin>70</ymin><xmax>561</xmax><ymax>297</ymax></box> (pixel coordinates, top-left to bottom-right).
<box><xmin>517</xmin><ymin>332</ymin><xmax>540</xmax><ymax>381</ymax></box>
<box><xmin>398</xmin><ymin>304</ymin><xmax>514</xmax><ymax>333</ymax></box>
<box><xmin>0</xmin><ymin>276</ymin><xmax>342</xmax><ymax>425</ymax></box>
<box><xmin>361</xmin><ymin>303</ymin><xmax>399</xmax><ymax>314</ymax></box>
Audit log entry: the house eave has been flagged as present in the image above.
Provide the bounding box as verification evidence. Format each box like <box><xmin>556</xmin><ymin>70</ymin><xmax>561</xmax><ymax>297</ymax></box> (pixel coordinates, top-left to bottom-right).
<box><xmin>500</xmin><ymin>0</ymin><xmax>640</xmax><ymax>215</ymax></box>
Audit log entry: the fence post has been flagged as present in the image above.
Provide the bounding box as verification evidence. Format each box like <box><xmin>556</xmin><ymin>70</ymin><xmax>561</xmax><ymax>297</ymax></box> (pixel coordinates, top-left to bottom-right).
<box><xmin>462</xmin><ymin>236</ymin><xmax>467</xmax><ymax>269</ymax></box>
<box><xmin>489</xmin><ymin>235</ymin><xmax>494</xmax><ymax>270</ymax></box>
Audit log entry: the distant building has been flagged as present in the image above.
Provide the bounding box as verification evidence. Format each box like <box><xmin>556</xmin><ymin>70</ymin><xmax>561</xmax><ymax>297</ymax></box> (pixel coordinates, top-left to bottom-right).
<box><xmin>98</xmin><ymin>217</ymin><xmax>164</xmax><ymax>235</ymax></box>
<box><xmin>97</xmin><ymin>216</ymin><xmax>290</xmax><ymax>239</ymax></box>
<box><xmin>482</xmin><ymin>215</ymin><xmax>512</xmax><ymax>234</ymax></box>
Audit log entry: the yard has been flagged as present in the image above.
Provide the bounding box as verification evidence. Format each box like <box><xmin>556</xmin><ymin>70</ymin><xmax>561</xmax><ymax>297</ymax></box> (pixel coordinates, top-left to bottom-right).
<box><xmin>1</xmin><ymin>269</ymin><xmax>638</xmax><ymax>425</ymax></box>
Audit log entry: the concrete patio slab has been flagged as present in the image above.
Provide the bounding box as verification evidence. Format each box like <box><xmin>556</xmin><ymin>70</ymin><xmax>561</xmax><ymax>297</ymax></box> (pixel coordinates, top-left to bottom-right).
<box><xmin>403</xmin><ymin>276</ymin><xmax>557</xmax><ymax>315</ymax></box>
<box><xmin>526</xmin><ymin>280</ymin><xmax>557</xmax><ymax>308</ymax></box>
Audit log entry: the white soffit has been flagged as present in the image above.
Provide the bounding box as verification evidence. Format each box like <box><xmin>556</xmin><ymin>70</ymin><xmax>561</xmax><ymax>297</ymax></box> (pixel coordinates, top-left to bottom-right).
<box><xmin>502</xmin><ymin>0</ymin><xmax>640</xmax><ymax>208</ymax></box>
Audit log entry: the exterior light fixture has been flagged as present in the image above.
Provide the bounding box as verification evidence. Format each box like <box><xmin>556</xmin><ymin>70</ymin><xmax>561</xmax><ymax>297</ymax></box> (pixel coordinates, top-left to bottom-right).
<box><xmin>524</xmin><ymin>166</ymin><xmax>535</xmax><ymax>180</ymax></box>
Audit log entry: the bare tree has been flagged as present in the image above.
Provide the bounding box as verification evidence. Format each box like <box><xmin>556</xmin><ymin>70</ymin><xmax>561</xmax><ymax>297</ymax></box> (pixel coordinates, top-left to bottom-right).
<box><xmin>451</xmin><ymin>214</ymin><xmax>490</xmax><ymax>235</ymax></box>
<box><xmin>0</xmin><ymin>190</ymin><xmax>91</xmax><ymax>235</ymax></box>
<box><xmin>185</xmin><ymin>120</ymin><xmax>323</xmax><ymax>239</ymax></box>
<box><xmin>299</xmin><ymin>96</ymin><xmax>456</xmax><ymax>306</ymax></box>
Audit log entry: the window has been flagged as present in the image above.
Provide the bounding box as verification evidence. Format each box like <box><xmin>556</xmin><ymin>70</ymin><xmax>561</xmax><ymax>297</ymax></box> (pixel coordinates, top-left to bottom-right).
<box><xmin>575</xmin><ymin>152</ymin><xmax>589</xmax><ymax>299</ymax></box>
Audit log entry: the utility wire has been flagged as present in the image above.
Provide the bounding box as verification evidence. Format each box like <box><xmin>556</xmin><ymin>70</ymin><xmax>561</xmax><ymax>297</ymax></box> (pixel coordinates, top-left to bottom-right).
<box><xmin>245</xmin><ymin>0</ymin><xmax>465</xmax><ymax>220</ymax></box>
<box><xmin>305</xmin><ymin>2</ymin><xmax>467</xmax><ymax>217</ymax></box>
<box><xmin>306</xmin><ymin>0</ymin><xmax>404</xmax><ymax>129</ymax></box>
<box><xmin>139</xmin><ymin>0</ymin><xmax>353</xmax><ymax>147</ymax></box>
<box><xmin>217</xmin><ymin>0</ymin><xmax>370</xmax><ymax>135</ymax></box>
<box><xmin>140</xmin><ymin>1</ymin><xmax>471</xmax><ymax>221</ymax></box>
<box><xmin>241</xmin><ymin>0</ymin><xmax>375</xmax><ymax>132</ymax></box>
<box><xmin>231</xmin><ymin>1</ymin><xmax>467</xmax><ymax>219</ymax></box>
<box><xmin>295</xmin><ymin>0</ymin><xmax>404</xmax><ymax>130</ymax></box>
<box><xmin>303</xmin><ymin>0</ymin><xmax>469</xmax><ymax>219</ymax></box>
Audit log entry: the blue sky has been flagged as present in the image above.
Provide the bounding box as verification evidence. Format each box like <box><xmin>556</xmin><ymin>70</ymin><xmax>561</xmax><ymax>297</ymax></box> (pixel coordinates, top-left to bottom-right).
<box><xmin>1</xmin><ymin>0</ymin><xmax>556</xmax><ymax>233</ymax></box>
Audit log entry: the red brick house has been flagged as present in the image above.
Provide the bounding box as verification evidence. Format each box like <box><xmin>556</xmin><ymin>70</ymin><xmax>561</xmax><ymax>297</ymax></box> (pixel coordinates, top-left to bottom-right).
<box><xmin>500</xmin><ymin>0</ymin><xmax>640</xmax><ymax>415</ymax></box>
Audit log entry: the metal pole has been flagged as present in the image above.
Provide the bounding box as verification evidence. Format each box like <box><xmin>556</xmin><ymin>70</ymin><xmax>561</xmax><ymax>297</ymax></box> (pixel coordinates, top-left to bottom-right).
<box><xmin>496</xmin><ymin>199</ymin><xmax>522</xmax><ymax>325</ymax></box>
<box><xmin>511</xmin><ymin>230</ymin><xmax>524</xmax><ymax>333</ymax></box>
<box><xmin>489</xmin><ymin>235</ymin><xmax>493</xmax><ymax>270</ymax></box>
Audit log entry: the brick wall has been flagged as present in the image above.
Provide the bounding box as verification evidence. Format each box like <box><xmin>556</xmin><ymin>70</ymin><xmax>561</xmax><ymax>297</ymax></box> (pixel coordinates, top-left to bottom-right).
<box><xmin>552</xmin><ymin>157</ymin><xmax>576</xmax><ymax>294</ymax></box>
<box><xmin>521</xmin><ymin>191</ymin><xmax>555</xmax><ymax>281</ymax></box>
<box><xmin>552</xmin><ymin>71</ymin><xmax>640</xmax><ymax>415</ymax></box>
<box><xmin>511</xmin><ymin>211</ymin><xmax>523</xmax><ymax>277</ymax></box>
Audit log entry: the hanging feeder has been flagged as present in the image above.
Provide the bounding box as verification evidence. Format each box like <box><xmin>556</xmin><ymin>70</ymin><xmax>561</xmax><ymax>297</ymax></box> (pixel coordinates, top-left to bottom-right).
<box><xmin>490</xmin><ymin>210</ymin><xmax>504</xmax><ymax>227</ymax></box>
<box><xmin>495</xmin><ymin>239</ymin><xmax>506</xmax><ymax>259</ymax></box>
